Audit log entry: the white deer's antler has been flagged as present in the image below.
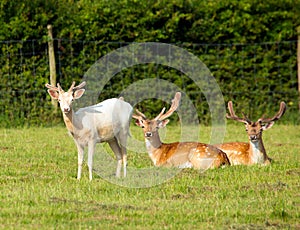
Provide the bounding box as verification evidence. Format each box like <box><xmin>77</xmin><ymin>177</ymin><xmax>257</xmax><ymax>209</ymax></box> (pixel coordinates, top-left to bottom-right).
<box><xmin>68</xmin><ymin>81</ymin><xmax>86</xmax><ymax>92</ymax></box>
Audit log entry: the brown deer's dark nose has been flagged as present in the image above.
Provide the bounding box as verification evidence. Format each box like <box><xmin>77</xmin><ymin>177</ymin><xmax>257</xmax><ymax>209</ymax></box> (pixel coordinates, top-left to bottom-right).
<box><xmin>249</xmin><ymin>135</ymin><xmax>258</xmax><ymax>141</ymax></box>
<box><xmin>145</xmin><ymin>132</ymin><xmax>152</xmax><ymax>137</ymax></box>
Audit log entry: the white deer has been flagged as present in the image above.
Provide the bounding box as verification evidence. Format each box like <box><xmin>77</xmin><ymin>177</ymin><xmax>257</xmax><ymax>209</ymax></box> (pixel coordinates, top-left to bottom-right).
<box><xmin>46</xmin><ymin>81</ymin><xmax>133</xmax><ymax>180</ymax></box>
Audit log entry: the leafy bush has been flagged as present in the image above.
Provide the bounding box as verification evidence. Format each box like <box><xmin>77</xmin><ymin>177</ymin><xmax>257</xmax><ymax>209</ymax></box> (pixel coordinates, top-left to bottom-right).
<box><xmin>0</xmin><ymin>0</ymin><xmax>299</xmax><ymax>127</ymax></box>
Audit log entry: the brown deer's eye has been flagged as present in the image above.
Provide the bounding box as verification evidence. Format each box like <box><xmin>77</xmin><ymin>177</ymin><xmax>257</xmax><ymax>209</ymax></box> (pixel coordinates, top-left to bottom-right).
<box><xmin>140</xmin><ymin>120</ymin><xmax>144</xmax><ymax>128</ymax></box>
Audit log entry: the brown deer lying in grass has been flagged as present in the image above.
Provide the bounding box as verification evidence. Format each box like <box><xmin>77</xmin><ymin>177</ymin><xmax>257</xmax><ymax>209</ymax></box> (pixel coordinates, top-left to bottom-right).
<box><xmin>214</xmin><ymin>101</ymin><xmax>286</xmax><ymax>165</ymax></box>
<box><xmin>132</xmin><ymin>92</ymin><xmax>230</xmax><ymax>170</ymax></box>
<box><xmin>46</xmin><ymin>81</ymin><xmax>133</xmax><ymax>180</ymax></box>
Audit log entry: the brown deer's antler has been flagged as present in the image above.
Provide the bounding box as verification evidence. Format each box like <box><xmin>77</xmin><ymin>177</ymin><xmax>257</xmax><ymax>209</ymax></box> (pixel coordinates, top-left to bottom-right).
<box><xmin>132</xmin><ymin>109</ymin><xmax>147</xmax><ymax>120</ymax></box>
<box><xmin>132</xmin><ymin>92</ymin><xmax>181</xmax><ymax>121</ymax></box>
<box><xmin>154</xmin><ymin>92</ymin><xmax>181</xmax><ymax>121</ymax></box>
<box><xmin>226</xmin><ymin>101</ymin><xmax>251</xmax><ymax>123</ymax></box>
<box><xmin>258</xmin><ymin>101</ymin><xmax>286</xmax><ymax>123</ymax></box>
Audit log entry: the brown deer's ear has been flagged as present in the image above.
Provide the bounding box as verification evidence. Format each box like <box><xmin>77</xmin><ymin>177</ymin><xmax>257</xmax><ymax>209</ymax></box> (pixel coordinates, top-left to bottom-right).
<box><xmin>134</xmin><ymin>119</ymin><xmax>145</xmax><ymax>128</ymax></box>
<box><xmin>262</xmin><ymin>121</ymin><xmax>275</xmax><ymax>131</ymax></box>
<box><xmin>47</xmin><ymin>89</ymin><xmax>59</xmax><ymax>99</ymax></box>
<box><xmin>158</xmin><ymin>119</ymin><xmax>169</xmax><ymax>128</ymax></box>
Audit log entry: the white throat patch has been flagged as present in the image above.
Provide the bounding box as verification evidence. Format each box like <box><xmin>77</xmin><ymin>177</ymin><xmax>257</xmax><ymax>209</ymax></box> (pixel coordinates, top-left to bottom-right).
<box><xmin>250</xmin><ymin>141</ymin><xmax>264</xmax><ymax>163</ymax></box>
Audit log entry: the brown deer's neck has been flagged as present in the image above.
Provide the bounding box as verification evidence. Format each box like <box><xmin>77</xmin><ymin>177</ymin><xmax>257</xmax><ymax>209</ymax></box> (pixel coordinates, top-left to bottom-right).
<box><xmin>249</xmin><ymin>138</ymin><xmax>268</xmax><ymax>164</ymax></box>
<box><xmin>144</xmin><ymin>131</ymin><xmax>163</xmax><ymax>165</ymax></box>
<box><xmin>145</xmin><ymin>131</ymin><xmax>163</xmax><ymax>150</ymax></box>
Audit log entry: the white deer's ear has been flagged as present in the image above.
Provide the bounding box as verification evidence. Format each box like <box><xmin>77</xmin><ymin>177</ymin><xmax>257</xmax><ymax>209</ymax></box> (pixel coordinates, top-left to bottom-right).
<box><xmin>73</xmin><ymin>89</ymin><xmax>85</xmax><ymax>99</ymax></box>
<box><xmin>47</xmin><ymin>89</ymin><xmax>59</xmax><ymax>99</ymax></box>
<box><xmin>262</xmin><ymin>121</ymin><xmax>275</xmax><ymax>130</ymax></box>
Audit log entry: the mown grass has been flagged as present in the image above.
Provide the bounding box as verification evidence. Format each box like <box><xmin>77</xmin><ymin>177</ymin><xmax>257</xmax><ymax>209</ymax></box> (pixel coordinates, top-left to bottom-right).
<box><xmin>0</xmin><ymin>123</ymin><xmax>299</xmax><ymax>229</ymax></box>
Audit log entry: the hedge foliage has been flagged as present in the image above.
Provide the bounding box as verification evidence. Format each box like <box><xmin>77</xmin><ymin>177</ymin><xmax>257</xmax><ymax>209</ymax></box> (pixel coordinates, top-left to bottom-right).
<box><xmin>0</xmin><ymin>0</ymin><xmax>300</xmax><ymax>127</ymax></box>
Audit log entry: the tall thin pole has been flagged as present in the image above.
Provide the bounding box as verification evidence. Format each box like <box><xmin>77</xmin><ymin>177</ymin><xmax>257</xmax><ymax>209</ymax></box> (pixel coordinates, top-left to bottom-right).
<box><xmin>47</xmin><ymin>24</ymin><xmax>57</xmax><ymax>111</ymax></box>
<box><xmin>297</xmin><ymin>26</ymin><xmax>300</xmax><ymax>112</ymax></box>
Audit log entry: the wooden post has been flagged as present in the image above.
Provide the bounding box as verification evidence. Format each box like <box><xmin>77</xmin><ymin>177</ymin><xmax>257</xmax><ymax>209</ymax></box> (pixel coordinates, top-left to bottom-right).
<box><xmin>47</xmin><ymin>24</ymin><xmax>57</xmax><ymax>111</ymax></box>
<box><xmin>297</xmin><ymin>26</ymin><xmax>300</xmax><ymax>112</ymax></box>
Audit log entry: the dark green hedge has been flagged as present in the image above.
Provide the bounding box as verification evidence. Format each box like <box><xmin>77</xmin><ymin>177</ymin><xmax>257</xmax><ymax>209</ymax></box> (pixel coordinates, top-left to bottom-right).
<box><xmin>0</xmin><ymin>0</ymin><xmax>299</xmax><ymax>127</ymax></box>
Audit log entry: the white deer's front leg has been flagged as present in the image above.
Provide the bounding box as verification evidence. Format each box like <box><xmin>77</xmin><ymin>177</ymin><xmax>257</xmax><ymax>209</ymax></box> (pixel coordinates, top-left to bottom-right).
<box><xmin>87</xmin><ymin>141</ymin><xmax>96</xmax><ymax>181</ymax></box>
<box><xmin>76</xmin><ymin>143</ymin><xmax>84</xmax><ymax>180</ymax></box>
<box><xmin>122</xmin><ymin>152</ymin><xmax>127</xmax><ymax>177</ymax></box>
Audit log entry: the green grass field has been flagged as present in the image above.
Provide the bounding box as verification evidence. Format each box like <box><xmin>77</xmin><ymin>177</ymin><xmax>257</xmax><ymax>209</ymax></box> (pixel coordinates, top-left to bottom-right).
<box><xmin>0</xmin><ymin>123</ymin><xmax>299</xmax><ymax>229</ymax></box>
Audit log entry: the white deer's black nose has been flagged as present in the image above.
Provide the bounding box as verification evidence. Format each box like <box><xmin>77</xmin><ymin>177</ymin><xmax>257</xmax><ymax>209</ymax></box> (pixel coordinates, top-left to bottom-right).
<box><xmin>250</xmin><ymin>135</ymin><xmax>257</xmax><ymax>141</ymax></box>
<box><xmin>145</xmin><ymin>132</ymin><xmax>152</xmax><ymax>137</ymax></box>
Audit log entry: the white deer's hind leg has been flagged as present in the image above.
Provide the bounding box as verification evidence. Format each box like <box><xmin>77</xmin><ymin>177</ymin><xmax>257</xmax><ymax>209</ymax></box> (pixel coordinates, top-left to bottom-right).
<box><xmin>76</xmin><ymin>143</ymin><xmax>84</xmax><ymax>180</ymax></box>
<box><xmin>87</xmin><ymin>141</ymin><xmax>96</xmax><ymax>181</ymax></box>
<box><xmin>118</xmin><ymin>132</ymin><xmax>128</xmax><ymax>177</ymax></box>
<box><xmin>120</xmin><ymin>142</ymin><xmax>127</xmax><ymax>177</ymax></box>
<box><xmin>108</xmin><ymin>138</ymin><xmax>122</xmax><ymax>177</ymax></box>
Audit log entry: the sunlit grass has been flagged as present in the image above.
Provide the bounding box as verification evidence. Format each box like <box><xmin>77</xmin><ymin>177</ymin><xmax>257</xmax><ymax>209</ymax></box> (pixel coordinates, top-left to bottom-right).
<box><xmin>0</xmin><ymin>124</ymin><xmax>299</xmax><ymax>229</ymax></box>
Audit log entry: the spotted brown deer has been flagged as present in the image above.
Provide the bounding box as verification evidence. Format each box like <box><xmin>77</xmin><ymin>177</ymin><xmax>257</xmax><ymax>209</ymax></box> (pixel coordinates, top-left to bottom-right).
<box><xmin>132</xmin><ymin>92</ymin><xmax>230</xmax><ymax>170</ymax></box>
<box><xmin>46</xmin><ymin>81</ymin><xmax>133</xmax><ymax>180</ymax></box>
<box><xmin>214</xmin><ymin>101</ymin><xmax>286</xmax><ymax>165</ymax></box>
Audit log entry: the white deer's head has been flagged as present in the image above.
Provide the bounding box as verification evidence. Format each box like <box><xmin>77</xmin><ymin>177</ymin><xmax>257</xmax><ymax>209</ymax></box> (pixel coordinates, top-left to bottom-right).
<box><xmin>46</xmin><ymin>81</ymin><xmax>86</xmax><ymax>114</ymax></box>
